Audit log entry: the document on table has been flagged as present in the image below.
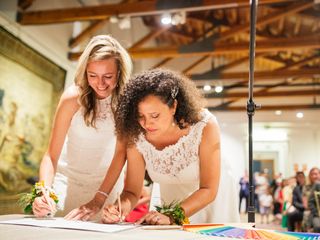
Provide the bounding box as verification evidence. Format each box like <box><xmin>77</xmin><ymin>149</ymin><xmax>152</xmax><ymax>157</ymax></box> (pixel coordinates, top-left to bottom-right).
<box><xmin>0</xmin><ymin>217</ymin><xmax>138</xmax><ymax>233</ymax></box>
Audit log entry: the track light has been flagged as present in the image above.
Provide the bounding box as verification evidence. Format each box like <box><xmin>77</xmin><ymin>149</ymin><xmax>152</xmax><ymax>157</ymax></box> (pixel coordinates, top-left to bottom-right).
<box><xmin>215</xmin><ymin>85</ymin><xmax>223</xmax><ymax>93</ymax></box>
<box><xmin>161</xmin><ymin>12</ymin><xmax>186</xmax><ymax>25</ymax></box>
<box><xmin>161</xmin><ymin>13</ymin><xmax>171</xmax><ymax>25</ymax></box>
<box><xmin>203</xmin><ymin>85</ymin><xmax>212</xmax><ymax>91</ymax></box>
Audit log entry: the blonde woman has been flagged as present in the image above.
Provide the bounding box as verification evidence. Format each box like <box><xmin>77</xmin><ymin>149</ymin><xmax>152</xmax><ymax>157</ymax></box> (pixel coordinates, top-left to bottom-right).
<box><xmin>32</xmin><ymin>35</ymin><xmax>132</xmax><ymax>220</ymax></box>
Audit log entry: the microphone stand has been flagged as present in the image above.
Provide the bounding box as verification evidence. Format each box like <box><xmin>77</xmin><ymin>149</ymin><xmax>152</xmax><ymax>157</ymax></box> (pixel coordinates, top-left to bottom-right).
<box><xmin>247</xmin><ymin>0</ymin><xmax>260</xmax><ymax>223</ymax></box>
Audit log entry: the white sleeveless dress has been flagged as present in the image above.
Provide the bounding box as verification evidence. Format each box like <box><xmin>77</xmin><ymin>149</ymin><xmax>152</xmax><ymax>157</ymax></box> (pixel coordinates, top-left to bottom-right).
<box><xmin>53</xmin><ymin>96</ymin><xmax>124</xmax><ymax>216</ymax></box>
<box><xmin>136</xmin><ymin>109</ymin><xmax>239</xmax><ymax>223</ymax></box>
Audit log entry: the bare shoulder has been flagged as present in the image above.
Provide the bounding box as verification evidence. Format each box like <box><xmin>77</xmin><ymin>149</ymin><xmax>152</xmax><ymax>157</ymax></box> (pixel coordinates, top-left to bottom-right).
<box><xmin>58</xmin><ymin>85</ymin><xmax>80</xmax><ymax>113</ymax></box>
<box><xmin>202</xmin><ymin>115</ymin><xmax>220</xmax><ymax>143</ymax></box>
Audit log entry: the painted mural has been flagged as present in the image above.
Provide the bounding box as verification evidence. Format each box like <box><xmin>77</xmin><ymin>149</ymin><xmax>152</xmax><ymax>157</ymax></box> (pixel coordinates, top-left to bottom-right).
<box><xmin>0</xmin><ymin>27</ymin><xmax>65</xmax><ymax>196</ymax></box>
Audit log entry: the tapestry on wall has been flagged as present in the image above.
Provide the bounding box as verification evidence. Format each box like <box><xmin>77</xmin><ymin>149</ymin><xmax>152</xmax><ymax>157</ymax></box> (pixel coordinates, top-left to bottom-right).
<box><xmin>0</xmin><ymin>26</ymin><xmax>65</xmax><ymax>201</ymax></box>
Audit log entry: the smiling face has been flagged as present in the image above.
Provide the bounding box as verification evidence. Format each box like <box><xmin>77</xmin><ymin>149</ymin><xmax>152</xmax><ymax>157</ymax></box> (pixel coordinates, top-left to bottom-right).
<box><xmin>137</xmin><ymin>95</ymin><xmax>176</xmax><ymax>137</ymax></box>
<box><xmin>86</xmin><ymin>58</ymin><xmax>118</xmax><ymax>99</ymax></box>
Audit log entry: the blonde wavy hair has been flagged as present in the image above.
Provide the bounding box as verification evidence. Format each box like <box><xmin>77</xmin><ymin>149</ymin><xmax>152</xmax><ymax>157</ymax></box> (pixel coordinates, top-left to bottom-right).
<box><xmin>75</xmin><ymin>35</ymin><xmax>132</xmax><ymax>127</ymax></box>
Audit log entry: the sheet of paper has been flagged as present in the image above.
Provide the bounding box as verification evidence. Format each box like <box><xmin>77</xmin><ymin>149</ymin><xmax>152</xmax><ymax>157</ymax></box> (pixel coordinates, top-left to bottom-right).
<box><xmin>0</xmin><ymin>217</ymin><xmax>137</xmax><ymax>233</ymax></box>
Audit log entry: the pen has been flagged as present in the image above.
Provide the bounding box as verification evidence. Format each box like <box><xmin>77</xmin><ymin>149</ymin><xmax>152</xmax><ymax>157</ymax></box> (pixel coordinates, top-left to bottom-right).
<box><xmin>41</xmin><ymin>187</ymin><xmax>54</xmax><ymax>217</ymax></box>
<box><xmin>117</xmin><ymin>192</ymin><xmax>122</xmax><ymax>223</ymax></box>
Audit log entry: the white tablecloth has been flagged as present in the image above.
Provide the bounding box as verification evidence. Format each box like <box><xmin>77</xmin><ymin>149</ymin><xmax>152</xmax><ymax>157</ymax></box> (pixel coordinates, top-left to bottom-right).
<box><xmin>0</xmin><ymin>214</ymin><xmax>235</xmax><ymax>240</ymax></box>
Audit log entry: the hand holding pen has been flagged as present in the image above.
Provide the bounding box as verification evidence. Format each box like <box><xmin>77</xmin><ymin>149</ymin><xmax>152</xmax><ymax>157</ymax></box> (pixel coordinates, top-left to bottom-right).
<box><xmin>32</xmin><ymin>187</ymin><xmax>57</xmax><ymax>218</ymax></box>
<box><xmin>101</xmin><ymin>192</ymin><xmax>125</xmax><ymax>224</ymax></box>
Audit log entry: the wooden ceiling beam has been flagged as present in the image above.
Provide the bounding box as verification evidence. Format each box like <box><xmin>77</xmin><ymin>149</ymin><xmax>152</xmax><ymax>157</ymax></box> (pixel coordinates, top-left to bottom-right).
<box><xmin>208</xmin><ymin>104</ymin><xmax>320</xmax><ymax>111</ymax></box>
<box><xmin>191</xmin><ymin>68</ymin><xmax>319</xmax><ymax>81</ymax></box>
<box><xmin>68</xmin><ymin>0</ymin><xmax>132</xmax><ymax>49</ymax></box>
<box><xmin>17</xmin><ymin>0</ymin><xmax>296</xmax><ymax>25</ymax></box>
<box><xmin>18</xmin><ymin>0</ymin><xmax>34</xmax><ymax>10</ymax></box>
<box><xmin>276</xmin><ymin>54</ymin><xmax>320</xmax><ymax>71</ymax></box>
<box><xmin>69</xmin><ymin>19</ymin><xmax>108</xmax><ymax>48</ymax></box>
<box><xmin>213</xmin><ymin>1</ymin><xmax>314</xmax><ymax>43</ymax></box>
<box><xmin>166</xmin><ymin>30</ymin><xmax>194</xmax><ymax>42</ymax></box>
<box><xmin>129</xmin><ymin>35</ymin><xmax>320</xmax><ymax>59</ymax></box>
<box><xmin>212</xmin><ymin>53</ymin><xmax>320</xmax><ymax>108</ymax></box>
<box><xmin>183</xmin><ymin>56</ymin><xmax>209</xmax><ymax>74</ymax></box>
<box><xmin>157</xmin><ymin>1</ymin><xmax>311</xmax><ymax>71</ymax></box>
<box><xmin>212</xmin><ymin>62</ymin><xmax>319</xmax><ymax>108</ymax></box>
<box><xmin>68</xmin><ymin>35</ymin><xmax>320</xmax><ymax>60</ymax></box>
<box><xmin>199</xmin><ymin>82</ymin><xmax>320</xmax><ymax>89</ymax></box>
<box><xmin>130</xmin><ymin>26</ymin><xmax>171</xmax><ymax>50</ymax></box>
<box><xmin>206</xmin><ymin>89</ymin><xmax>320</xmax><ymax>98</ymax></box>
<box><xmin>151</xmin><ymin>26</ymin><xmax>216</xmax><ymax>68</ymax></box>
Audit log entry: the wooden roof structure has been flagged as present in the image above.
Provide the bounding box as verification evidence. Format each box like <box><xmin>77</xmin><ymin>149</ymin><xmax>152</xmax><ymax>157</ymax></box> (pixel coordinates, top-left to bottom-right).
<box><xmin>16</xmin><ymin>0</ymin><xmax>320</xmax><ymax>112</ymax></box>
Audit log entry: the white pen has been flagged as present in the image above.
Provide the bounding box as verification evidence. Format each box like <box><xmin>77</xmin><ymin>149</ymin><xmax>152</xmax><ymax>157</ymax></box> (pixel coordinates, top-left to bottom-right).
<box><xmin>117</xmin><ymin>192</ymin><xmax>122</xmax><ymax>223</ymax></box>
<box><xmin>41</xmin><ymin>187</ymin><xmax>54</xmax><ymax>217</ymax></box>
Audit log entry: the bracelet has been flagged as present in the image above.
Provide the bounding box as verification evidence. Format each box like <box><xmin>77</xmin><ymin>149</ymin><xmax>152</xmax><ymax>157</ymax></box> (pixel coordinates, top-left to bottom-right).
<box><xmin>18</xmin><ymin>181</ymin><xmax>59</xmax><ymax>214</ymax></box>
<box><xmin>155</xmin><ymin>201</ymin><xmax>190</xmax><ymax>225</ymax></box>
<box><xmin>97</xmin><ymin>191</ymin><xmax>109</xmax><ymax>198</ymax></box>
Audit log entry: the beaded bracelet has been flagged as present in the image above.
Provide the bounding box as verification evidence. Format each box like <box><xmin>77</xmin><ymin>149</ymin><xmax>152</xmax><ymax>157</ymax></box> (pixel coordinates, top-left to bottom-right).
<box><xmin>155</xmin><ymin>201</ymin><xmax>190</xmax><ymax>225</ymax></box>
<box><xmin>97</xmin><ymin>191</ymin><xmax>109</xmax><ymax>198</ymax></box>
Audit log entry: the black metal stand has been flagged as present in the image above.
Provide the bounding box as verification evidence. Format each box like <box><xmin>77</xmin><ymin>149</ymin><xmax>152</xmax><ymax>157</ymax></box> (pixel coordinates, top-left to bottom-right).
<box><xmin>247</xmin><ymin>0</ymin><xmax>260</xmax><ymax>223</ymax></box>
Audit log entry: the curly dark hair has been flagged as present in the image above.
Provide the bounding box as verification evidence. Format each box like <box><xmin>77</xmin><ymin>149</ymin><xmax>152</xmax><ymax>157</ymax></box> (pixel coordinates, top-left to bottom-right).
<box><xmin>115</xmin><ymin>68</ymin><xmax>205</xmax><ymax>142</ymax></box>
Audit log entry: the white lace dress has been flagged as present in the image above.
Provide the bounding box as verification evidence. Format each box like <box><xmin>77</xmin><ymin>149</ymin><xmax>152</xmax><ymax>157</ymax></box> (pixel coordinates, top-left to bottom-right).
<box><xmin>53</xmin><ymin>96</ymin><xmax>124</xmax><ymax>216</ymax></box>
<box><xmin>136</xmin><ymin>109</ymin><xmax>239</xmax><ymax>223</ymax></box>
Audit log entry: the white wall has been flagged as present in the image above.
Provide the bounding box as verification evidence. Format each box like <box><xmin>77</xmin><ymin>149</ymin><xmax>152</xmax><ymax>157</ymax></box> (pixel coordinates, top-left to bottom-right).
<box><xmin>214</xmin><ymin>110</ymin><xmax>320</xmax><ymax>182</ymax></box>
<box><xmin>288</xmin><ymin>127</ymin><xmax>320</xmax><ymax>173</ymax></box>
<box><xmin>0</xmin><ymin>0</ymin><xmax>76</xmax><ymax>87</ymax></box>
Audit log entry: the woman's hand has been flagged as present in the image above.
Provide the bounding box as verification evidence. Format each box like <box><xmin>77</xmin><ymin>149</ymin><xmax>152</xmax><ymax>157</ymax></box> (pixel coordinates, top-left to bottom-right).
<box><xmin>32</xmin><ymin>196</ymin><xmax>57</xmax><ymax>217</ymax></box>
<box><xmin>101</xmin><ymin>204</ymin><xmax>123</xmax><ymax>223</ymax></box>
<box><xmin>65</xmin><ymin>194</ymin><xmax>105</xmax><ymax>221</ymax></box>
<box><xmin>135</xmin><ymin>210</ymin><xmax>171</xmax><ymax>225</ymax></box>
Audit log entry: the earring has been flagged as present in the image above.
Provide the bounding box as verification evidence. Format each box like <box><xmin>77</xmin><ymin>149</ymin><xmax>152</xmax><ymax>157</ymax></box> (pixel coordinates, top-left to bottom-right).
<box><xmin>172</xmin><ymin>114</ymin><xmax>176</xmax><ymax>127</ymax></box>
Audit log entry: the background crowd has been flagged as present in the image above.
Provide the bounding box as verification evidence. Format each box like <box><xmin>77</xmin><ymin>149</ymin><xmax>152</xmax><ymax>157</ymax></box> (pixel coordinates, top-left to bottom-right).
<box><xmin>239</xmin><ymin>167</ymin><xmax>320</xmax><ymax>233</ymax></box>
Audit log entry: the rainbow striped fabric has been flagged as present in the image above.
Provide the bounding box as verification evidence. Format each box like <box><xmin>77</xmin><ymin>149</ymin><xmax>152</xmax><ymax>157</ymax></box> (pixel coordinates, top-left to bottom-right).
<box><xmin>183</xmin><ymin>224</ymin><xmax>320</xmax><ymax>239</ymax></box>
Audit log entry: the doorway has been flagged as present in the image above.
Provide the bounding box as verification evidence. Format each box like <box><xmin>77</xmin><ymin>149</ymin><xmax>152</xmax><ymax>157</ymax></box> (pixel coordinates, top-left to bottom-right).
<box><xmin>253</xmin><ymin>159</ymin><xmax>274</xmax><ymax>183</ymax></box>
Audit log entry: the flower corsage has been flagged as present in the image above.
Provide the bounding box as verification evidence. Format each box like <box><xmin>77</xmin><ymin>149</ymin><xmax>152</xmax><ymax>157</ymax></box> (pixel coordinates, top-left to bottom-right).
<box><xmin>18</xmin><ymin>181</ymin><xmax>59</xmax><ymax>214</ymax></box>
<box><xmin>155</xmin><ymin>201</ymin><xmax>190</xmax><ymax>225</ymax></box>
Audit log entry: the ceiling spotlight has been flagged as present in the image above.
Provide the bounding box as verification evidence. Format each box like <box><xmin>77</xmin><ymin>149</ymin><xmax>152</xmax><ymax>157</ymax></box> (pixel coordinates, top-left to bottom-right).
<box><xmin>296</xmin><ymin>112</ymin><xmax>304</xmax><ymax>118</ymax></box>
<box><xmin>118</xmin><ymin>16</ymin><xmax>131</xmax><ymax>29</ymax></box>
<box><xmin>171</xmin><ymin>12</ymin><xmax>186</xmax><ymax>25</ymax></box>
<box><xmin>215</xmin><ymin>85</ymin><xmax>223</xmax><ymax>93</ymax></box>
<box><xmin>275</xmin><ymin>110</ymin><xmax>282</xmax><ymax>115</ymax></box>
<box><xmin>203</xmin><ymin>85</ymin><xmax>211</xmax><ymax>91</ymax></box>
<box><xmin>161</xmin><ymin>13</ymin><xmax>172</xmax><ymax>25</ymax></box>
<box><xmin>110</xmin><ymin>15</ymin><xmax>119</xmax><ymax>23</ymax></box>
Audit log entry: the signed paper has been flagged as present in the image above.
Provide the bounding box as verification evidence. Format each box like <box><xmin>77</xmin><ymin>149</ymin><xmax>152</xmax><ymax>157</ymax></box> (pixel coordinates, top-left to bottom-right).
<box><xmin>0</xmin><ymin>217</ymin><xmax>137</xmax><ymax>233</ymax></box>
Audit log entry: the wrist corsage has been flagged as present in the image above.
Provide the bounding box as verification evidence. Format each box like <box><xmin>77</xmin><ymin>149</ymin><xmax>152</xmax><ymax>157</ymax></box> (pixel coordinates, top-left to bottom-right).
<box><xmin>155</xmin><ymin>201</ymin><xmax>190</xmax><ymax>225</ymax></box>
<box><xmin>18</xmin><ymin>181</ymin><xmax>59</xmax><ymax>214</ymax></box>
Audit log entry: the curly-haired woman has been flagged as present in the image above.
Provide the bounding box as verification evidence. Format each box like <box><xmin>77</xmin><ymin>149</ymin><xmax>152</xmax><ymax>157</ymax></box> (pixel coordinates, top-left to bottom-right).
<box><xmin>102</xmin><ymin>68</ymin><xmax>239</xmax><ymax>224</ymax></box>
<box><xmin>32</xmin><ymin>35</ymin><xmax>132</xmax><ymax>220</ymax></box>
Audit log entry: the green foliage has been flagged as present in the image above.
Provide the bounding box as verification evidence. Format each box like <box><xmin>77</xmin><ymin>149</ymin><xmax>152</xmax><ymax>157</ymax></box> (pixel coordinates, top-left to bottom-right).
<box><xmin>155</xmin><ymin>201</ymin><xmax>189</xmax><ymax>225</ymax></box>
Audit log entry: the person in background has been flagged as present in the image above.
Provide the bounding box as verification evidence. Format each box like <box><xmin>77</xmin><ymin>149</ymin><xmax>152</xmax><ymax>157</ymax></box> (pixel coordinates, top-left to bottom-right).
<box><xmin>101</xmin><ymin>68</ymin><xmax>239</xmax><ymax>225</ymax></box>
<box><xmin>308</xmin><ymin>182</ymin><xmax>320</xmax><ymax>233</ymax></box>
<box><xmin>302</xmin><ymin>167</ymin><xmax>320</xmax><ymax>232</ymax></box>
<box><xmin>259</xmin><ymin>186</ymin><xmax>273</xmax><ymax>224</ymax></box>
<box><xmin>32</xmin><ymin>35</ymin><xmax>132</xmax><ymax>219</ymax></box>
<box><xmin>281</xmin><ymin>177</ymin><xmax>295</xmax><ymax>229</ymax></box>
<box><xmin>287</xmin><ymin>171</ymin><xmax>306</xmax><ymax>231</ymax></box>
<box><xmin>272</xmin><ymin>178</ymin><xmax>283</xmax><ymax>224</ymax></box>
<box><xmin>239</xmin><ymin>170</ymin><xmax>250</xmax><ymax>213</ymax></box>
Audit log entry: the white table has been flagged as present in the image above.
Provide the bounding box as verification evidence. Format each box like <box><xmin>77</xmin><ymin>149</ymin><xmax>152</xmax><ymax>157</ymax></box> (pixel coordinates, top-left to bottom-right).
<box><xmin>0</xmin><ymin>214</ymin><xmax>231</xmax><ymax>240</ymax></box>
